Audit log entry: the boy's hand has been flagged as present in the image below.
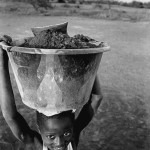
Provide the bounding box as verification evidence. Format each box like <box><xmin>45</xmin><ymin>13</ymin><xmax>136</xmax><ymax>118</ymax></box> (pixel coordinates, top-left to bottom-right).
<box><xmin>0</xmin><ymin>35</ymin><xmax>12</xmax><ymax>45</ymax></box>
<box><xmin>0</xmin><ymin>34</ymin><xmax>33</xmax><ymax>47</ymax></box>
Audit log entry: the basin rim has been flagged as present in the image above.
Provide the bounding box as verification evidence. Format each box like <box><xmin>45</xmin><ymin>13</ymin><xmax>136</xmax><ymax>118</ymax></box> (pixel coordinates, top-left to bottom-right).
<box><xmin>0</xmin><ymin>42</ymin><xmax>110</xmax><ymax>55</ymax></box>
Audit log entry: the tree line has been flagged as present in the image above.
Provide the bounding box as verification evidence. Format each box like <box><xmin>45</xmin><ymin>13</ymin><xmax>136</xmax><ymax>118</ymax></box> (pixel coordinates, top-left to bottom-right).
<box><xmin>90</xmin><ymin>0</ymin><xmax>150</xmax><ymax>9</ymax></box>
<box><xmin>3</xmin><ymin>0</ymin><xmax>150</xmax><ymax>9</ymax></box>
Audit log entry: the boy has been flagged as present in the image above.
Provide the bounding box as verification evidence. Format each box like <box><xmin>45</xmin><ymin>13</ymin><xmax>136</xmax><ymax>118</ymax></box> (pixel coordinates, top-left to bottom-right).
<box><xmin>0</xmin><ymin>37</ymin><xmax>103</xmax><ymax>150</ymax></box>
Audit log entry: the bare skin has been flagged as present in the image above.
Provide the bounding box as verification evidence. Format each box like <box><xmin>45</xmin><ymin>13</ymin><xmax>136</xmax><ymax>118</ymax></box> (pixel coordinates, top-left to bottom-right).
<box><xmin>0</xmin><ymin>37</ymin><xmax>103</xmax><ymax>150</ymax></box>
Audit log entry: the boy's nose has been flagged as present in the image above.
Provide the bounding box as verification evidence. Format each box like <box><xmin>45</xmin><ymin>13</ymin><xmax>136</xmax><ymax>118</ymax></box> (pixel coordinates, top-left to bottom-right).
<box><xmin>54</xmin><ymin>136</ymin><xmax>64</xmax><ymax>147</ymax></box>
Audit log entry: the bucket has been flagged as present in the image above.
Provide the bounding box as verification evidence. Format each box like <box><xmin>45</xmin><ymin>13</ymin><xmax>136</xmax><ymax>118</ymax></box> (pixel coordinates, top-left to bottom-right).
<box><xmin>0</xmin><ymin>42</ymin><xmax>110</xmax><ymax>116</ymax></box>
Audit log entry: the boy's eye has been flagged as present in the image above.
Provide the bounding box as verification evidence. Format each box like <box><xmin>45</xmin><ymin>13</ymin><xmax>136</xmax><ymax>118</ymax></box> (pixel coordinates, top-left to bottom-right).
<box><xmin>46</xmin><ymin>135</ymin><xmax>55</xmax><ymax>140</ymax></box>
<box><xmin>64</xmin><ymin>131</ymin><xmax>71</xmax><ymax>137</ymax></box>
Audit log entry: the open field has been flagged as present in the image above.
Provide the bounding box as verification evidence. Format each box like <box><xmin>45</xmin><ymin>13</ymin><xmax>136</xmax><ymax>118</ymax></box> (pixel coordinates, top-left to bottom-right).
<box><xmin>0</xmin><ymin>1</ymin><xmax>150</xmax><ymax>22</ymax></box>
<box><xmin>0</xmin><ymin>13</ymin><xmax>150</xmax><ymax>149</ymax></box>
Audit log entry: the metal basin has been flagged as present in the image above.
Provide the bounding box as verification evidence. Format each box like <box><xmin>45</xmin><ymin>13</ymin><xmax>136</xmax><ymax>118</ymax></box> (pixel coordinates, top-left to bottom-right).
<box><xmin>1</xmin><ymin>42</ymin><xmax>110</xmax><ymax>116</ymax></box>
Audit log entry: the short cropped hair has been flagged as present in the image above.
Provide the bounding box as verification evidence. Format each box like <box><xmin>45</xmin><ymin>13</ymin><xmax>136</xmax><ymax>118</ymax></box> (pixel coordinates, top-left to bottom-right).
<box><xmin>36</xmin><ymin>110</ymin><xmax>75</xmax><ymax>128</ymax></box>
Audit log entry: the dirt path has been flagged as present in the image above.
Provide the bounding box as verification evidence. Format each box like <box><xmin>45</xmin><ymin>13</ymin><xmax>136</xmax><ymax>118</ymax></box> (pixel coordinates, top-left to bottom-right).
<box><xmin>0</xmin><ymin>14</ymin><xmax>150</xmax><ymax>150</ymax></box>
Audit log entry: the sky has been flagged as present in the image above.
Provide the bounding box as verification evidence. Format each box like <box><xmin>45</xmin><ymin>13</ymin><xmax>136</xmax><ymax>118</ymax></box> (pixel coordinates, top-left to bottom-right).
<box><xmin>117</xmin><ymin>0</ymin><xmax>150</xmax><ymax>2</ymax></box>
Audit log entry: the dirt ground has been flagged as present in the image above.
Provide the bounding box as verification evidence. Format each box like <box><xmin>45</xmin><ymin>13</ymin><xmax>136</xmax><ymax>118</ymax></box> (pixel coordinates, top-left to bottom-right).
<box><xmin>0</xmin><ymin>14</ymin><xmax>150</xmax><ymax>150</ymax></box>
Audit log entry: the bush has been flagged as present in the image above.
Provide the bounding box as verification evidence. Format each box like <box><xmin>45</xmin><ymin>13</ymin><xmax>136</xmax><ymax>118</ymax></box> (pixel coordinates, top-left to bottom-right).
<box><xmin>58</xmin><ymin>0</ymin><xmax>65</xmax><ymax>3</ymax></box>
<box><xmin>130</xmin><ymin>1</ymin><xmax>144</xmax><ymax>8</ymax></box>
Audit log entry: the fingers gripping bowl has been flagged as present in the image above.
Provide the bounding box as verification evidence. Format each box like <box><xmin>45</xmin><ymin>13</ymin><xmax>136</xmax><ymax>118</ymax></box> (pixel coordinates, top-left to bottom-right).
<box><xmin>0</xmin><ymin>23</ymin><xmax>110</xmax><ymax>116</ymax></box>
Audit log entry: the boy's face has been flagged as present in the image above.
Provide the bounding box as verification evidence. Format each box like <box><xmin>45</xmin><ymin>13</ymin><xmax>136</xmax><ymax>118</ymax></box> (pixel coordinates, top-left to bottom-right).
<box><xmin>39</xmin><ymin>117</ymin><xmax>74</xmax><ymax>150</ymax></box>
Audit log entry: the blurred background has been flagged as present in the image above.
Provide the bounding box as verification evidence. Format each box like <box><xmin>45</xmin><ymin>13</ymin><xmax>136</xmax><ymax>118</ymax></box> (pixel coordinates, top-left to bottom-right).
<box><xmin>0</xmin><ymin>0</ymin><xmax>150</xmax><ymax>150</ymax></box>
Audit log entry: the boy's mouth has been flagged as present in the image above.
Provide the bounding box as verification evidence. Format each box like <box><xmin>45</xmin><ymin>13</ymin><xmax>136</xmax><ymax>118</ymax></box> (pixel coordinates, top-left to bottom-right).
<box><xmin>53</xmin><ymin>146</ymin><xmax>65</xmax><ymax>150</ymax></box>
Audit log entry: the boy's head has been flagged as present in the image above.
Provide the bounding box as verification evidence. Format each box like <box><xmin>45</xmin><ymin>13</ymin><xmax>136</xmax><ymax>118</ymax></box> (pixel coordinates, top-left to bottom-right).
<box><xmin>36</xmin><ymin>110</ymin><xmax>75</xmax><ymax>150</ymax></box>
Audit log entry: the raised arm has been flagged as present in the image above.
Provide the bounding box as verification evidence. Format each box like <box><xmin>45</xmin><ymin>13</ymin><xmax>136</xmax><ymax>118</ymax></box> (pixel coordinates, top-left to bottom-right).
<box><xmin>0</xmin><ymin>45</ymin><xmax>34</xmax><ymax>143</ymax></box>
<box><xmin>75</xmin><ymin>75</ymin><xmax>103</xmax><ymax>133</ymax></box>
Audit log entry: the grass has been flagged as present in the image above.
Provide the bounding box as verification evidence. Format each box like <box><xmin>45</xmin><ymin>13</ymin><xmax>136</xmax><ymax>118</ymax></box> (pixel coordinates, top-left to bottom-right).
<box><xmin>0</xmin><ymin>1</ymin><xmax>150</xmax><ymax>22</ymax></box>
<box><xmin>0</xmin><ymin>14</ymin><xmax>150</xmax><ymax>149</ymax></box>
